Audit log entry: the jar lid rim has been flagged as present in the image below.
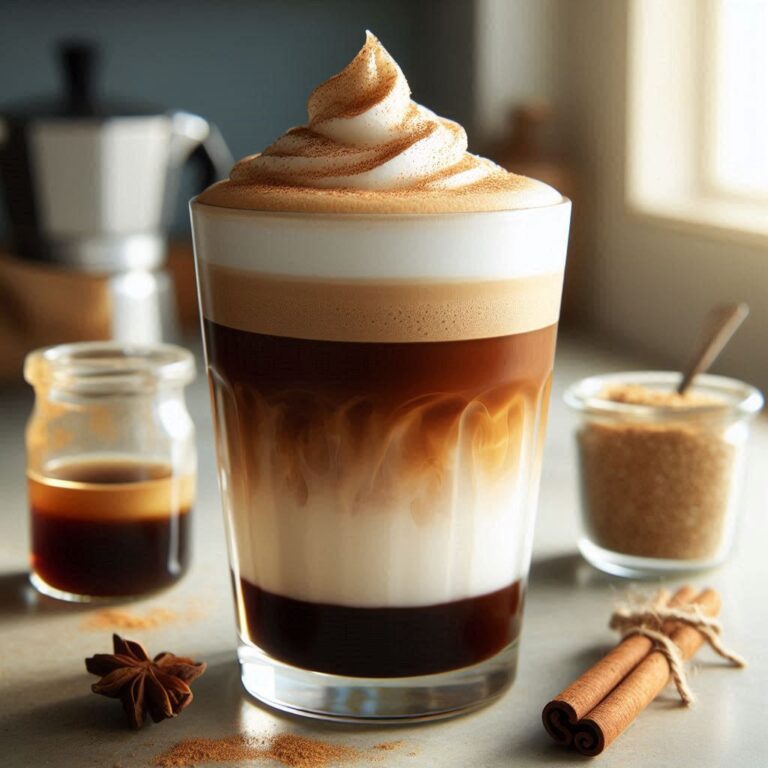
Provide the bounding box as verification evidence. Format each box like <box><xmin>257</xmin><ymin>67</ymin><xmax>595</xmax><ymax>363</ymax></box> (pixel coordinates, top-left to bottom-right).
<box><xmin>564</xmin><ymin>370</ymin><xmax>764</xmax><ymax>419</ymax></box>
<box><xmin>24</xmin><ymin>342</ymin><xmax>196</xmax><ymax>390</ymax></box>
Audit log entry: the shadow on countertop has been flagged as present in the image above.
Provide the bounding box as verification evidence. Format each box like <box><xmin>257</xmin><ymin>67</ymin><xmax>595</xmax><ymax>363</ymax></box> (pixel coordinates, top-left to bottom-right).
<box><xmin>528</xmin><ymin>551</ymin><xmax>619</xmax><ymax>590</ymax></box>
<box><xmin>0</xmin><ymin>571</ymin><xmax>97</xmax><ymax>625</ymax></box>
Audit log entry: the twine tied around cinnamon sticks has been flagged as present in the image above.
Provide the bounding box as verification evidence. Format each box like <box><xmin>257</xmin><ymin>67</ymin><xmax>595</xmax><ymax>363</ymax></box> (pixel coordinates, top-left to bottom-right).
<box><xmin>609</xmin><ymin>589</ymin><xmax>745</xmax><ymax>705</ymax></box>
<box><xmin>542</xmin><ymin>586</ymin><xmax>745</xmax><ymax>757</ymax></box>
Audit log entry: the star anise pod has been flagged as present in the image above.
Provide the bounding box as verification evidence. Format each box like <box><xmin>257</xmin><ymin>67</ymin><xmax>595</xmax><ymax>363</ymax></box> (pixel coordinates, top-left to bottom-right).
<box><xmin>85</xmin><ymin>633</ymin><xmax>207</xmax><ymax>729</ymax></box>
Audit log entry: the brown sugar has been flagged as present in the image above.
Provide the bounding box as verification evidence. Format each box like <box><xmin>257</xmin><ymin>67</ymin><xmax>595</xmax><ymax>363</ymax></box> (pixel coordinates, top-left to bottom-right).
<box><xmin>600</xmin><ymin>384</ymin><xmax>723</xmax><ymax>408</ymax></box>
<box><xmin>578</xmin><ymin>384</ymin><xmax>736</xmax><ymax>560</ymax></box>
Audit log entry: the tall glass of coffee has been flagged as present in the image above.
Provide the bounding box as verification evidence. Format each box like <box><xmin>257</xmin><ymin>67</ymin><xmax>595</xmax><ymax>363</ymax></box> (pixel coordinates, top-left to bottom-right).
<box><xmin>192</xmin><ymin>33</ymin><xmax>570</xmax><ymax>721</ymax></box>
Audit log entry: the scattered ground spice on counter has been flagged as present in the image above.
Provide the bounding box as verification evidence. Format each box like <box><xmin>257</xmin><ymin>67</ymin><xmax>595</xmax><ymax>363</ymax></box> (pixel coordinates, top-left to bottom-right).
<box><xmin>262</xmin><ymin>734</ymin><xmax>361</xmax><ymax>767</ymax></box>
<box><xmin>153</xmin><ymin>733</ymin><xmax>405</xmax><ymax>767</ymax></box>
<box><xmin>83</xmin><ymin>608</ymin><xmax>180</xmax><ymax>631</ymax></box>
<box><xmin>82</xmin><ymin>601</ymin><xmax>208</xmax><ymax>631</ymax></box>
<box><xmin>578</xmin><ymin>384</ymin><xmax>735</xmax><ymax>560</ymax></box>
<box><xmin>373</xmin><ymin>741</ymin><xmax>403</xmax><ymax>751</ymax></box>
<box><xmin>154</xmin><ymin>734</ymin><xmax>261</xmax><ymax>767</ymax></box>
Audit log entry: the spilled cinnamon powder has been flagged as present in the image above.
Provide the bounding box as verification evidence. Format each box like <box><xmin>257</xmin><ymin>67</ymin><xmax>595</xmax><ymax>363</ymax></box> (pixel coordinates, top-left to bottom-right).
<box><xmin>264</xmin><ymin>734</ymin><xmax>360</xmax><ymax>767</ymax></box>
<box><xmin>373</xmin><ymin>741</ymin><xmax>403</xmax><ymax>752</ymax></box>
<box><xmin>154</xmin><ymin>733</ymin><xmax>404</xmax><ymax>768</ymax></box>
<box><xmin>83</xmin><ymin>608</ymin><xmax>179</xmax><ymax>631</ymax></box>
<box><xmin>82</xmin><ymin>602</ymin><xmax>207</xmax><ymax>631</ymax></box>
<box><xmin>154</xmin><ymin>735</ymin><xmax>258</xmax><ymax>767</ymax></box>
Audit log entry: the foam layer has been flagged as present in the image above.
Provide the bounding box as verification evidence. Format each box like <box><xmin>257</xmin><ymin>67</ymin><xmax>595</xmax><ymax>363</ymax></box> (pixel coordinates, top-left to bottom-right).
<box><xmin>196</xmin><ymin>32</ymin><xmax>563</xmax><ymax>214</ymax></box>
<box><xmin>28</xmin><ymin>464</ymin><xmax>194</xmax><ymax>522</ymax></box>
<box><xmin>201</xmin><ymin>265</ymin><xmax>560</xmax><ymax>342</ymax></box>
<box><xmin>197</xmin><ymin>178</ymin><xmax>561</xmax><ymax>215</ymax></box>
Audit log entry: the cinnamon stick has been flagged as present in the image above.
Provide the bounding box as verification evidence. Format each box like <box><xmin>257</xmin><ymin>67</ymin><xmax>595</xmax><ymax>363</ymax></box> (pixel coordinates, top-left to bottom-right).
<box><xmin>542</xmin><ymin>585</ymin><xmax>695</xmax><ymax>747</ymax></box>
<box><xmin>543</xmin><ymin>588</ymin><xmax>720</xmax><ymax>756</ymax></box>
<box><xmin>576</xmin><ymin>589</ymin><xmax>720</xmax><ymax>756</ymax></box>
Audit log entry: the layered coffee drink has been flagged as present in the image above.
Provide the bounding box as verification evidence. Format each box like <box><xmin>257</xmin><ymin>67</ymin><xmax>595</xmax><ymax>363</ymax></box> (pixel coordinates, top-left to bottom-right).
<box><xmin>192</xmin><ymin>32</ymin><xmax>570</xmax><ymax>719</ymax></box>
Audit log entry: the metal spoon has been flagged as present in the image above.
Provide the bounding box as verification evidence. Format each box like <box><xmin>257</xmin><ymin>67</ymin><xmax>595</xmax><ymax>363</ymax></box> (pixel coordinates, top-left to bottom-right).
<box><xmin>677</xmin><ymin>303</ymin><xmax>749</xmax><ymax>394</ymax></box>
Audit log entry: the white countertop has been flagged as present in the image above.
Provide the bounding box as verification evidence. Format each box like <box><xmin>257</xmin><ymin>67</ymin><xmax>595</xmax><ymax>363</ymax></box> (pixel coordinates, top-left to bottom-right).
<box><xmin>1</xmin><ymin>334</ymin><xmax>765</xmax><ymax>767</ymax></box>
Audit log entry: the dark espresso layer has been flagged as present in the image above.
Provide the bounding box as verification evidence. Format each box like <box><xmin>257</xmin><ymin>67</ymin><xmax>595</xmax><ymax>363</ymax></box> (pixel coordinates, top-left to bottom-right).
<box><xmin>29</xmin><ymin>459</ymin><xmax>191</xmax><ymax>597</ymax></box>
<box><xmin>32</xmin><ymin>514</ymin><xmax>190</xmax><ymax>596</ymax></box>
<box><xmin>204</xmin><ymin>319</ymin><xmax>558</xmax><ymax>401</ymax></box>
<box><xmin>239</xmin><ymin>578</ymin><xmax>524</xmax><ymax>678</ymax></box>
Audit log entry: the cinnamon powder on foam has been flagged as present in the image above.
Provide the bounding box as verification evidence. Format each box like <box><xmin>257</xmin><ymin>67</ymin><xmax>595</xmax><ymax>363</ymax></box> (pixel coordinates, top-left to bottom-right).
<box><xmin>203</xmin><ymin>33</ymin><xmax>560</xmax><ymax>214</ymax></box>
<box><xmin>153</xmin><ymin>733</ymin><xmax>406</xmax><ymax>768</ymax></box>
<box><xmin>197</xmin><ymin>170</ymin><xmax>552</xmax><ymax>214</ymax></box>
<box><xmin>307</xmin><ymin>37</ymin><xmax>397</xmax><ymax>123</ymax></box>
<box><xmin>259</xmin><ymin>124</ymin><xmax>436</xmax><ymax>181</ymax></box>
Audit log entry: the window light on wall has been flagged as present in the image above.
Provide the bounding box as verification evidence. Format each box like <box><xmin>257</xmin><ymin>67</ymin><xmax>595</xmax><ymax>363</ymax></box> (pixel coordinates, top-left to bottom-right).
<box><xmin>628</xmin><ymin>0</ymin><xmax>768</xmax><ymax>240</ymax></box>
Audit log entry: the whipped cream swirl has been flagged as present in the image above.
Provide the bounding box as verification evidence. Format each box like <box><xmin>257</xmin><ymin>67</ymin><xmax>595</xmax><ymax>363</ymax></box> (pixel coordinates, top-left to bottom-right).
<box><xmin>230</xmin><ymin>32</ymin><xmax>504</xmax><ymax>192</ymax></box>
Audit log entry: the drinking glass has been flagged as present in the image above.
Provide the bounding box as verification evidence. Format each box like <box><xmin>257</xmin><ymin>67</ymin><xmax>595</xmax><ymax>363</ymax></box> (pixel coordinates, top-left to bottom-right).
<box><xmin>192</xmin><ymin>199</ymin><xmax>570</xmax><ymax>720</ymax></box>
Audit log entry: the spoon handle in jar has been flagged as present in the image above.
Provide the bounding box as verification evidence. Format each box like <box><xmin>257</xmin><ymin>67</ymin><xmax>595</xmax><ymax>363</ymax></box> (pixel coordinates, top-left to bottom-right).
<box><xmin>677</xmin><ymin>303</ymin><xmax>749</xmax><ymax>395</ymax></box>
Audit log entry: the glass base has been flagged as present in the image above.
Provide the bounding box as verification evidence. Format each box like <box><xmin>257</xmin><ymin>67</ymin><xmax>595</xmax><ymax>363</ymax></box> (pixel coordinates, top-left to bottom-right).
<box><xmin>578</xmin><ymin>537</ymin><xmax>726</xmax><ymax>578</ymax></box>
<box><xmin>29</xmin><ymin>571</ymin><xmax>180</xmax><ymax>604</ymax></box>
<box><xmin>238</xmin><ymin>640</ymin><xmax>519</xmax><ymax>722</ymax></box>
<box><xmin>30</xmin><ymin>572</ymin><xmax>104</xmax><ymax>603</ymax></box>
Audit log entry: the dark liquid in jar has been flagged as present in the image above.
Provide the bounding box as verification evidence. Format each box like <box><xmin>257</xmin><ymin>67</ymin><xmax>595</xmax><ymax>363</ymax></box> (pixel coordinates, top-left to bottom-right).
<box><xmin>29</xmin><ymin>457</ymin><xmax>193</xmax><ymax>598</ymax></box>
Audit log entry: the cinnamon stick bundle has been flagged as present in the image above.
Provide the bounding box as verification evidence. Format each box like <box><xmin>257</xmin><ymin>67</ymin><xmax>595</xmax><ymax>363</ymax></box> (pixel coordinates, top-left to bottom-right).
<box><xmin>542</xmin><ymin>587</ymin><xmax>721</xmax><ymax>756</ymax></box>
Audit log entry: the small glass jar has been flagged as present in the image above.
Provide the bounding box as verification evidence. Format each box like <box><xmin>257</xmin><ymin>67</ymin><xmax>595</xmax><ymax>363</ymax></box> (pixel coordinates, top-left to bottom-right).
<box><xmin>24</xmin><ymin>342</ymin><xmax>196</xmax><ymax>601</ymax></box>
<box><xmin>565</xmin><ymin>371</ymin><xmax>763</xmax><ymax>577</ymax></box>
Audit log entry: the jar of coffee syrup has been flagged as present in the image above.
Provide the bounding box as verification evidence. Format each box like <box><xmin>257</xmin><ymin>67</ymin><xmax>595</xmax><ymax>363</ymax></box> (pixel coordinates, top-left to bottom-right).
<box><xmin>24</xmin><ymin>342</ymin><xmax>196</xmax><ymax>601</ymax></box>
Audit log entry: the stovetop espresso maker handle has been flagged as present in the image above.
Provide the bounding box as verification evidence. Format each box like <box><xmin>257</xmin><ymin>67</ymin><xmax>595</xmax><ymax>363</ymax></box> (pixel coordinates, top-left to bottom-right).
<box><xmin>61</xmin><ymin>42</ymin><xmax>98</xmax><ymax>115</ymax></box>
<box><xmin>169</xmin><ymin>111</ymin><xmax>233</xmax><ymax>189</ymax></box>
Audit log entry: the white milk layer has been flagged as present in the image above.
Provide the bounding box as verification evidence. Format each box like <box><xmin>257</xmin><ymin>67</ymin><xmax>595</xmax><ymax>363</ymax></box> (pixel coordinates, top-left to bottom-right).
<box><xmin>211</xmin><ymin>371</ymin><xmax>553</xmax><ymax>607</ymax></box>
<box><xmin>191</xmin><ymin>202</ymin><xmax>571</xmax><ymax>281</ymax></box>
<box><xmin>226</xmin><ymin>425</ymin><xmax>548</xmax><ymax>607</ymax></box>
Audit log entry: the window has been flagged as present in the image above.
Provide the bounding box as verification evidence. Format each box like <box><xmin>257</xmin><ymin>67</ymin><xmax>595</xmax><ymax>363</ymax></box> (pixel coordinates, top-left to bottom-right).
<box><xmin>708</xmin><ymin>0</ymin><xmax>768</xmax><ymax>199</ymax></box>
<box><xmin>628</xmin><ymin>0</ymin><xmax>768</xmax><ymax>241</ymax></box>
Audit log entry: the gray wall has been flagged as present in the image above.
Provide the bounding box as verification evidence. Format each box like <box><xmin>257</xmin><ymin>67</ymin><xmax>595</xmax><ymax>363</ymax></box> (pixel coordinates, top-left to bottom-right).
<box><xmin>0</xmin><ymin>0</ymin><xmax>476</xmax><ymax>235</ymax></box>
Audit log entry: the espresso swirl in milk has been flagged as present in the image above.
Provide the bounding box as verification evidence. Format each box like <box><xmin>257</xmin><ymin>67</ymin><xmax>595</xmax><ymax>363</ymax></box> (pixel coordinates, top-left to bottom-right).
<box><xmin>198</xmin><ymin>32</ymin><xmax>561</xmax><ymax>213</ymax></box>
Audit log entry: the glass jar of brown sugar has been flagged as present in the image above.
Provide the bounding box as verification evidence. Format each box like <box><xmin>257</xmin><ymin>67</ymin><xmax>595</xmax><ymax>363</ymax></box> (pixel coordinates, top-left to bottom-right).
<box><xmin>565</xmin><ymin>371</ymin><xmax>763</xmax><ymax>578</ymax></box>
<box><xmin>24</xmin><ymin>342</ymin><xmax>196</xmax><ymax>601</ymax></box>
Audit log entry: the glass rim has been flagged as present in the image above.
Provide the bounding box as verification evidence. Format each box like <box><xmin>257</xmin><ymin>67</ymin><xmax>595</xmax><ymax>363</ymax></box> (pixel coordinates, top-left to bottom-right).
<box><xmin>564</xmin><ymin>370</ymin><xmax>764</xmax><ymax>421</ymax></box>
<box><xmin>189</xmin><ymin>196</ymin><xmax>572</xmax><ymax>221</ymax></box>
<box><xmin>24</xmin><ymin>341</ymin><xmax>196</xmax><ymax>391</ymax></box>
